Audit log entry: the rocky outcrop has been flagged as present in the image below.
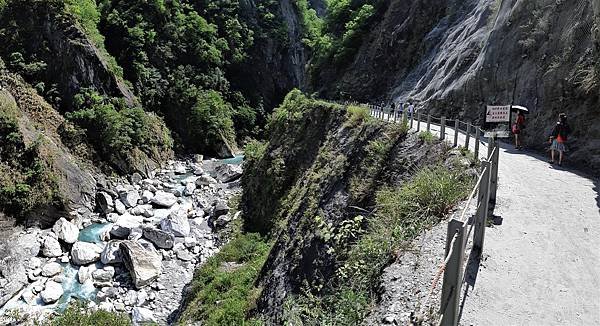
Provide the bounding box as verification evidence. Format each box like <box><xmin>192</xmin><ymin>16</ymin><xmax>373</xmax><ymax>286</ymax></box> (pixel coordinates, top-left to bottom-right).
<box><xmin>0</xmin><ymin>73</ymin><xmax>98</xmax><ymax>226</ymax></box>
<box><xmin>313</xmin><ymin>0</ymin><xmax>600</xmax><ymax>171</ymax></box>
<box><xmin>0</xmin><ymin>1</ymin><xmax>135</xmax><ymax>110</ymax></box>
<box><xmin>242</xmin><ymin>94</ymin><xmax>452</xmax><ymax>322</ymax></box>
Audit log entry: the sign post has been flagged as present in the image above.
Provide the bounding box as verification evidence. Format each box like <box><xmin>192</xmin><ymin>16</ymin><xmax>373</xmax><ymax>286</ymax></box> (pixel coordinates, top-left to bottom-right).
<box><xmin>484</xmin><ymin>105</ymin><xmax>511</xmax><ymax>139</ymax></box>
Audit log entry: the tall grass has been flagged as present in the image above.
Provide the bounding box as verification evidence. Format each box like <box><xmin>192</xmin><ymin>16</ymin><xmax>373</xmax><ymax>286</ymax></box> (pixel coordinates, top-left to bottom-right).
<box><xmin>284</xmin><ymin>164</ymin><xmax>474</xmax><ymax>324</ymax></box>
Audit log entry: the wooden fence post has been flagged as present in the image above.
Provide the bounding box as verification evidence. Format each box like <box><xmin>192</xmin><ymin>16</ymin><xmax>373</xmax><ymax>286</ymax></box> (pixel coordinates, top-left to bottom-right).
<box><xmin>453</xmin><ymin>120</ymin><xmax>459</xmax><ymax>147</ymax></box>
<box><xmin>474</xmin><ymin>128</ymin><xmax>481</xmax><ymax>160</ymax></box>
<box><xmin>440</xmin><ymin>117</ymin><xmax>446</xmax><ymax>140</ymax></box>
<box><xmin>410</xmin><ymin>111</ymin><xmax>414</xmax><ymax>129</ymax></box>
<box><xmin>416</xmin><ymin>111</ymin><xmax>421</xmax><ymax>132</ymax></box>
<box><xmin>465</xmin><ymin>123</ymin><xmax>471</xmax><ymax>149</ymax></box>
<box><xmin>427</xmin><ymin>114</ymin><xmax>432</xmax><ymax>132</ymax></box>
<box><xmin>440</xmin><ymin>219</ymin><xmax>466</xmax><ymax>326</ymax></box>
<box><xmin>474</xmin><ymin>161</ymin><xmax>491</xmax><ymax>253</ymax></box>
<box><xmin>490</xmin><ymin>140</ymin><xmax>500</xmax><ymax>205</ymax></box>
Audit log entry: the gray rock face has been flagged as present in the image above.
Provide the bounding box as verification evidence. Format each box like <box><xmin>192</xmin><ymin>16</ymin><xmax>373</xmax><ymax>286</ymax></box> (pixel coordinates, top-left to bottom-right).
<box><xmin>114</xmin><ymin>199</ymin><xmax>127</xmax><ymax>215</ymax></box>
<box><xmin>160</xmin><ymin>209</ymin><xmax>190</xmax><ymax>237</ymax></box>
<box><xmin>132</xmin><ymin>307</ymin><xmax>157</xmax><ymax>325</ymax></box>
<box><xmin>71</xmin><ymin>241</ymin><xmax>103</xmax><ymax>265</ymax></box>
<box><xmin>214</xmin><ymin>164</ymin><xmax>243</xmax><ymax>183</ymax></box>
<box><xmin>52</xmin><ymin>217</ymin><xmax>79</xmax><ymax>244</ymax></box>
<box><xmin>120</xmin><ymin>241</ymin><xmax>162</xmax><ymax>289</ymax></box>
<box><xmin>42</xmin><ymin>235</ymin><xmax>63</xmax><ymax>258</ymax></box>
<box><xmin>142</xmin><ymin>227</ymin><xmax>175</xmax><ymax>249</ymax></box>
<box><xmin>96</xmin><ymin>192</ymin><xmax>114</xmax><ymax>214</ymax></box>
<box><xmin>101</xmin><ymin>240</ymin><xmax>123</xmax><ymax>264</ymax></box>
<box><xmin>92</xmin><ymin>266</ymin><xmax>115</xmax><ymax>283</ymax></box>
<box><xmin>41</xmin><ymin>280</ymin><xmax>63</xmax><ymax>304</ymax></box>
<box><xmin>151</xmin><ymin>191</ymin><xmax>177</xmax><ymax>208</ymax></box>
<box><xmin>120</xmin><ymin>190</ymin><xmax>141</xmax><ymax>208</ymax></box>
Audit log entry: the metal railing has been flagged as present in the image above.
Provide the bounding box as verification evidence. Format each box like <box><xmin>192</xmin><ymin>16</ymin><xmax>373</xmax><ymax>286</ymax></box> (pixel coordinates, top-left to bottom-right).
<box><xmin>363</xmin><ymin>103</ymin><xmax>500</xmax><ymax>326</ymax></box>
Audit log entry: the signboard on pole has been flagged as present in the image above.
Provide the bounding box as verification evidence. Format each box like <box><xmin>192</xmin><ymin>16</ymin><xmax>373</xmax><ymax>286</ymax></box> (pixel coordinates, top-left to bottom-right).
<box><xmin>485</xmin><ymin>105</ymin><xmax>511</xmax><ymax>123</ymax></box>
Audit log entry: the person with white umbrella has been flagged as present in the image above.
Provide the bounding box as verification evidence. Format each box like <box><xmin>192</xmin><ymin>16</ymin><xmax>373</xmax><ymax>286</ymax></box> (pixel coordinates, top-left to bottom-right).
<box><xmin>511</xmin><ymin>105</ymin><xmax>528</xmax><ymax>150</ymax></box>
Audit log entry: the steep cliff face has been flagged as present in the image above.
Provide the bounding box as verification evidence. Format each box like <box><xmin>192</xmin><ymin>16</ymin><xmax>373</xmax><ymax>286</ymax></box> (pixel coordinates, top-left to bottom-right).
<box><xmin>0</xmin><ymin>0</ymin><xmax>135</xmax><ymax>111</ymax></box>
<box><xmin>0</xmin><ymin>72</ymin><xmax>97</xmax><ymax>227</ymax></box>
<box><xmin>313</xmin><ymin>0</ymin><xmax>600</xmax><ymax>171</ymax></box>
<box><xmin>231</xmin><ymin>0</ymin><xmax>308</xmax><ymax>112</ymax></box>
<box><xmin>242</xmin><ymin>92</ymin><xmax>468</xmax><ymax>322</ymax></box>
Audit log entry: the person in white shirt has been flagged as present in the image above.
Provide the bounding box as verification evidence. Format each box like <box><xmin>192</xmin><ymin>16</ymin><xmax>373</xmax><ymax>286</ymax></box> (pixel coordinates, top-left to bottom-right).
<box><xmin>407</xmin><ymin>103</ymin><xmax>415</xmax><ymax>116</ymax></box>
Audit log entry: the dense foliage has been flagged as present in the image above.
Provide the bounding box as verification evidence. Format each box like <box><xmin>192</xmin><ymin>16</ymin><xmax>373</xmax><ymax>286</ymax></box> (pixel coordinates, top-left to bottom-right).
<box><xmin>65</xmin><ymin>88</ymin><xmax>172</xmax><ymax>173</ymax></box>
<box><xmin>97</xmin><ymin>0</ymin><xmax>286</xmax><ymax>155</ymax></box>
<box><xmin>297</xmin><ymin>0</ymin><xmax>384</xmax><ymax>76</ymax></box>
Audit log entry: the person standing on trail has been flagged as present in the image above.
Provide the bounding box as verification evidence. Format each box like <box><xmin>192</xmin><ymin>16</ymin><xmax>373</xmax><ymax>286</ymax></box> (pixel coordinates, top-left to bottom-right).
<box><xmin>407</xmin><ymin>102</ymin><xmax>415</xmax><ymax>117</ymax></box>
<box><xmin>549</xmin><ymin>113</ymin><xmax>571</xmax><ymax>167</ymax></box>
<box><xmin>512</xmin><ymin>110</ymin><xmax>526</xmax><ymax>150</ymax></box>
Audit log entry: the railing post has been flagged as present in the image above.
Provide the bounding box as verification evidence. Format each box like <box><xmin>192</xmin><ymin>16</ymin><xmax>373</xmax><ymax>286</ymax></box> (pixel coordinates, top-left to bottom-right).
<box><xmin>427</xmin><ymin>114</ymin><xmax>432</xmax><ymax>132</ymax></box>
<box><xmin>440</xmin><ymin>117</ymin><xmax>446</xmax><ymax>140</ymax></box>
<box><xmin>416</xmin><ymin>111</ymin><xmax>421</xmax><ymax>132</ymax></box>
<box><xmin>453</xmin><ymin>120</ymin><xmax>459</xmax><ymax>147</ymax></box>
<box><xmin>474</xmin><ymin>161</ymin><xmax>491</xmax><ymax>253</ymax></box>
<box><xmin>410</xmin><ymin>111</ymin><xmax>414</xmax><ymax>129</ymax></box>
<box><xmin>465</xmin><ymin>123</ymin><xmax>471</xmax><ymax>149</ymax></box>
<box><xmin>387</xmin><ymin>107</ymin><xmax>391</xmax><ymax>122</ymax></box>
<box><xmin>393</xmin><ymin>108</ymin><xmax>397</xmax><ymax>123</ymax></box>
<box><xmin>490</xmin><ymin>140</ymin><xmax>500</xmax><ymax>205</ymax></box>
<box><xmin>474</xmin><ymin>127</ymin><xmax>481</xmax><ymax>160</ymax></box>
<box><xmin>440</xmin><ymin>219</ymin><xmax>466</xmax><ymax>326</ymax></box>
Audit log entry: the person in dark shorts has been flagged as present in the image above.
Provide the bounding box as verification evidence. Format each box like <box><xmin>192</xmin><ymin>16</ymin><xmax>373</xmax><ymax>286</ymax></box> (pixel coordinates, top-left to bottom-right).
<box><xmin>549</xmin><ymin>113</ymin><xmax>571</xmax><ymax>166</ymax></box>
<box><xmin>512</xmin><ymin>110</ymin><xmax>526</xmax><ymax>149</ymax></box>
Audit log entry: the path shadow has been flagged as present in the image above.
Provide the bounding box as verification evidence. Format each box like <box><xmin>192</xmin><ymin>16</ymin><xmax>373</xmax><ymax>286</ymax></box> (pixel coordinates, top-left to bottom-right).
<box><xmin>458</xmin><ymin>247</ymin><xmax>484</xmax><ymax>322</ymax></box>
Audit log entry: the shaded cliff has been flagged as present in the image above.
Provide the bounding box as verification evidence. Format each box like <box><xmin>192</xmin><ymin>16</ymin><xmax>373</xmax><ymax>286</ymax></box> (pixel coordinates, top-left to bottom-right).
<box><xmin>0</xmin><ymin>0</ymin><xmax>135</xmax><ymax>111</ymax></box>
<box><xmin>312</xmin><ymin>0</ymin><xmax>600</xmax><ymax>171</ymax></box>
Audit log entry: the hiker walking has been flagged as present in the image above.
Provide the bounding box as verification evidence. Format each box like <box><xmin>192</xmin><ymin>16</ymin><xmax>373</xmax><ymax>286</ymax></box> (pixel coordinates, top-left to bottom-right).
<box><xmin>512</xmin><ymin>110</ymin><xmax>526</xmax><ymax>149</ymax></box>
<box><xmin>549</xmin><ymin>113</ymin><xmax>571</xmax><ymax>166</ymax></box>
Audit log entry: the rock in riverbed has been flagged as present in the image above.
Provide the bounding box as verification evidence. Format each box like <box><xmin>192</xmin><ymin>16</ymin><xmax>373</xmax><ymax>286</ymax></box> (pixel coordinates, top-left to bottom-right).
<box><xmin>120</xmin><ymin>241</ymin><xmax>162</xmax><ymax>289</ymax></box>
<box><xmin>52</xmin><ymin>218</ymin><xmax>79</xmax><ymax>244</ymax></box>
<box><xmin>71</xmin><ymin>242</ymin><xmax>103</xmax><ymax>265</ymax></box>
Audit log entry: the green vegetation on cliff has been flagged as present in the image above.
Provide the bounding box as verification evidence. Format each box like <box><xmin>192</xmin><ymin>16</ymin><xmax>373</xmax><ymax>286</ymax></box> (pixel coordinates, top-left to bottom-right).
<box><xmin>97</xmin><ymin>0</ymin><xmax>287</xmax><ymax>155</ymax></box>
<box><xmin>65</xmin><ymin>88</ymin><xmax>173</xmax><ymax>173</ymax></box>
<box><xmin>0</xmin><ymin>89</ymin><xmax>61</xmax><ymax>220</ymax></box>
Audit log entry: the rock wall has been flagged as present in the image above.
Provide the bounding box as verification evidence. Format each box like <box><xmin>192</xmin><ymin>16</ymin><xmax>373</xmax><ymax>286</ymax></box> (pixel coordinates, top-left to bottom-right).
<box><xmin>0</xmin><ymin>73</ymin><xmax>97</xmax><ymax>226</ymax></box>
<box><xmin>242</xmin><ymin>93</ymin><xmax>454</xmax><ymax>322</ymax></box>
<box><xmin>0</xmin><ymin>1</ymin><xmax>135</xmax><ymax>110</ymax></box>
<box><xmin>313</xmin><ymin>0</ymin><xmax>600</xmax><ymax>171</ymax></box>
<box><xmin>231</xmin><ymin>0</ymin><xmax>308</xmax><ymax>112</ymax></box>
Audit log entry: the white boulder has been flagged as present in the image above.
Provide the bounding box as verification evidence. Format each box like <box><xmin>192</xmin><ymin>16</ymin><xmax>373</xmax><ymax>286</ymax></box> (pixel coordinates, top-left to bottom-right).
<box><xmin>160</xmin><ymin>209</ymin><xmax>190</xmax><ymax>237</ymax></box>
<box><xmin>71</xmin><ymin>242</ymin><xmax>103</xmax><ymax>265</ymax></box>
<box><xmin>52</xmin><ymin>218</ymin><xmax>79</xmax><ymax>244</ymax></box>
<box><xmin>150</xmin><ymin>191</ymin><xmax>177</xmax><ymax>207</ymax></box>
<box><xmin>41</xmin><ymin>281</ymin><xmax>64</xmax><ymax>304</ymax></box>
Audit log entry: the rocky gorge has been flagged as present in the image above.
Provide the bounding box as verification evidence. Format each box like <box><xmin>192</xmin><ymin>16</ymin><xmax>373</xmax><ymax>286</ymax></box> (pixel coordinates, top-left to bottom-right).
<box><xmin>0</xmin><ymin>157</ymin><xmax>243</xmax><ymax>325</ymax></box>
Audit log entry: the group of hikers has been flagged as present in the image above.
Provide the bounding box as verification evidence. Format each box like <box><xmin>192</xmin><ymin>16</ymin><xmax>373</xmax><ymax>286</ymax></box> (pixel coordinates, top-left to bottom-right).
<box><xmin>512</xmin><ymin>110</ymin><xmax>572</xmax><ymax>167</ymax></box>
<box><xmin>385</xmin><ymin>100</ymin><xmax>572</xmax><ymax>166</ymax></box>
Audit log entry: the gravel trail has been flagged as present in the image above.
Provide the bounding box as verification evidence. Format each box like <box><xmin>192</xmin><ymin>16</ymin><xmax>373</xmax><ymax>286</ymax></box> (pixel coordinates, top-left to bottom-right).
<box><xmin>370</xmin><ymin>114</ymin><xmax>600</xmax><ymax>325</ymax></box>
